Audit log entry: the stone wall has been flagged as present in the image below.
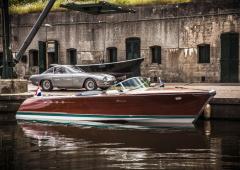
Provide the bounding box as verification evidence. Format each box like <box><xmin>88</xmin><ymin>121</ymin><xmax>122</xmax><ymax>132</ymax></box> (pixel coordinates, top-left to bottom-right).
<box><xmin>0</xmin><ymin>79</ymin><xmax>28</xmax><ymax>94</ymax></box>
<box><xmin>6</xmin><ymin>1</ymin><xmax>240</xmax><ymax>82</ymax></box>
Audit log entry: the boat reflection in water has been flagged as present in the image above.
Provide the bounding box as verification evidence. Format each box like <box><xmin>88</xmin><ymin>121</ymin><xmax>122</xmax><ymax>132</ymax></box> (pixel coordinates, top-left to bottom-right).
<box><xmin>16</xmin><ymin>121</ymin><xmax>213</xmax><ymax>170</ymax></box>
<box><xmin>1</xmin><ymin>119</ymin><xmax>240</xmax><ymax>170</ymax></box>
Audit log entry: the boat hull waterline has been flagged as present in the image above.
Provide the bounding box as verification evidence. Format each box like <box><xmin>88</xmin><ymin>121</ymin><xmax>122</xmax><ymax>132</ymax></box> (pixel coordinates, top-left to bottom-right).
<box><xmin>17</xmin><ymin>90</ymin><xmax>215</xmax><ymax>126</ymax></box>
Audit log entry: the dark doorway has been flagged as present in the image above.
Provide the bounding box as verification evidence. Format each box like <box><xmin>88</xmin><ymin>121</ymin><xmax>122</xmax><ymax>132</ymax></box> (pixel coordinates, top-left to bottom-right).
<box><xmin>0</xmin><ymin>52</ymin><xmax>3</xmax><ymax>76</ymax></box>
<box><xmin>221</xmin><ymin>32</ymin><xmax>239</xmax><ymax>82</ymax></box>
<box><xmin>47</xmin><ymin>52</ymin><xmax>56</xmax><ymax>68</ymax></box>
<box><xmin>67</xmin><ymin>48</ymin><xmax>77</xmax><ymax>65</ymax></box>
<box><xmin>126</xmin><ymin>37</ymin><xmax>140</xmax><ymax>60</ymax></box>
<box><xmin>38</xmin><ymin>41</ymin><xmax>46</xmax><ymax>73</ymax></box>
<box><xmin>107</xmin><ymin>47</ymin><xmax>117</xmax><ymax>62</ymax></box>
<box><xmin>47</xmin><ymin>41</ymin><xmax>59</xmax><ymax>68</ymax></box>
<box><xmin>21</xmin><ymin>55</ymin><xmax>27</xmax><ymax>63</ymax></box>
<box><xmin>29</xmin><ymin>49</ymin><xmax>38</xmax><ymax>67</ymax></box>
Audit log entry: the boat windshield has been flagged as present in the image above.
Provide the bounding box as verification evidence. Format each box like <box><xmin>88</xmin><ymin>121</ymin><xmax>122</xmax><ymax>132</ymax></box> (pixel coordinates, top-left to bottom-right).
<box><xmin>108</xmin><ymin>77</ymin><xmax>150</xmax><ymax>92</ymax></box>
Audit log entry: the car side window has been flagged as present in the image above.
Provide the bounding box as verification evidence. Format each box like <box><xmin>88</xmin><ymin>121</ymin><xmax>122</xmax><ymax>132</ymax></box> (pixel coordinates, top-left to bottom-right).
<box><xmin>55</xmin><ymin>67</ymin><xmax>66</xmax><ymax>74</ymax></box>
<box><xmin>65</xmin><ymin>68</ymin><xmax>73</xmax><ymax>74</ymax></box>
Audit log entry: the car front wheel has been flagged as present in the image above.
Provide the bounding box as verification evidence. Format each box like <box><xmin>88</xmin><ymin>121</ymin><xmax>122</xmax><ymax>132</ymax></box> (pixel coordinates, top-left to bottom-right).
<box><xmin>41</xmin><ymin>79</ymin><xmax>53</xmax><ymax>91</ymax></box>
<box><xmin>84</xmin><ymin>79</ymin><xmax>97</xmax><ymax>91</ymax></box>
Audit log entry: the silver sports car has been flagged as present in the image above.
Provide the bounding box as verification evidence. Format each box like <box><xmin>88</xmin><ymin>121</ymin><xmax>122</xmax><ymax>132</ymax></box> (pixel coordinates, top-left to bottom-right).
<box><xmin>29</xmin><ymin>65</ymin><xmax>116</xmax><ymax>91</ymax></box>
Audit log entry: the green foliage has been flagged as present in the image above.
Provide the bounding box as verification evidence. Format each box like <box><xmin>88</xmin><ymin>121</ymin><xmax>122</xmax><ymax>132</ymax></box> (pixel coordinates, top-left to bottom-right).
<box><xmin>10</xmin><ymin>0</ymin><xmax>191</xmax><ymax>14</ymax></box>
<box><xmin>10</xmin><ymin>1</ymin><xmax>47</xmax><ymax>14</ymax></box>
<box><xmin>72</xmin><ymin>0</ymin><xmax>191</xmax><ymax>5</ymax></box>
<box><xmin>10</xmin><ymin>0</ymin><xmax>41</xmax><ymax>5</ymax></box>
<box><xmin>9</xmin><ymin>0</ymin><xmax>65</xmax><ymax>14</ymax></box>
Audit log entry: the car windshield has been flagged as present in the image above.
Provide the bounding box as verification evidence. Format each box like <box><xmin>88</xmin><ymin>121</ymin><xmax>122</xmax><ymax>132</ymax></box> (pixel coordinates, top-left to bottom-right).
<box><xmin>108</xmin><ymin>77</ymin><xmax>150</xmax><ymax>92</ymax></box>
<box><xmin>42</xmin><ymin>67</ymin><xmax>54</xmax><ymax>74</ymax></box>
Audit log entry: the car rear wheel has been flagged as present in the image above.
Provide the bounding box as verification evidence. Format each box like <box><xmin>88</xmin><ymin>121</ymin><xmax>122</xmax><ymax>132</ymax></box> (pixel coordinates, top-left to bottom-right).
<box><xmin>84</xmin><ymin>79</ymin><xmax>97</xmax><ymax>91</ymax></box>
<box><xmin>41</xmin><ymin>79</ymin><xmax>53</xmax><ymax>91</ymax></box>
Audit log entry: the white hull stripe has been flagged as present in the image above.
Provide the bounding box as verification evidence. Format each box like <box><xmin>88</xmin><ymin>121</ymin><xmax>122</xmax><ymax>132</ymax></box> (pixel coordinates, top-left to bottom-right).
<box><xmin>16</xmin><ymin>111</ymin><xmax>195</xmax><ymax>123</ymax></box>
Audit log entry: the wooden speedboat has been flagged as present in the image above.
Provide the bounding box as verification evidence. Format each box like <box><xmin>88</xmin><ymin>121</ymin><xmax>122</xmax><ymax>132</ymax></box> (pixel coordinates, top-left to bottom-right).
<box><xmin>16</xmin><ymin>77</ymin><xmax>216</xmax><ymax>126</ymax></box>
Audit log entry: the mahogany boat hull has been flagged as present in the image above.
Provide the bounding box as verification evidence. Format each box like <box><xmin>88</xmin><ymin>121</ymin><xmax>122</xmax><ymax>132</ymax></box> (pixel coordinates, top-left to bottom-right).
<box><xmin>16</xmin><ymin>90</ymin><xmax>216</xmax><ymax>126</ymax></box>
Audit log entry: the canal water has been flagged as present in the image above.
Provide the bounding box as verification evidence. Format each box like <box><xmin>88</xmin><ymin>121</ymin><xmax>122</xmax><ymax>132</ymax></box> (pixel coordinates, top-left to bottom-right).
<box><xmin>0</xmin><ymin>117</ymin><xmax>240</xmax><ymax>170</ymax></box>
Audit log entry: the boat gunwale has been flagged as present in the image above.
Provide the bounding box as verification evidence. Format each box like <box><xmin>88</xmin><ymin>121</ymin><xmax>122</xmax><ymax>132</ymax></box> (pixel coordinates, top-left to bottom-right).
<box><xmin>27</xmin><ymin>90</ymin><xmax>214</xmax><ymax>100</ymax></box>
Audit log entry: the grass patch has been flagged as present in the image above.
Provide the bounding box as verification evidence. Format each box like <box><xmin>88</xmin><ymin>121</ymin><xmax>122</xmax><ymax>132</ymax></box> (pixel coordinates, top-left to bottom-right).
<box><xmin>10</xmin><ymin>0</ymin><xmax>66</xmax><ymax>14</ymax></box>
<box><xmin>104</xmin><ymin>0</ymin><xmax>190</xmax><ymax>5</ymax></box>
<box><xmin>10</xmin><ymin>0</ymin><xmax>191</xmax><ymax>14</ymax></box>
<box><xmin>10</xmin><ymin>1</ymin><xmax>46</xmax><ymax>14</ymax></box>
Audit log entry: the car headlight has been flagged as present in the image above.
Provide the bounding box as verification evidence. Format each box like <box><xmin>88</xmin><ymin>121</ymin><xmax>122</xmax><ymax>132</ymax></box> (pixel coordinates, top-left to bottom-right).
<box><xmin>103</xmin><ymin>76</ymin><xmax>115</xmax><ymax>81</ymax></box>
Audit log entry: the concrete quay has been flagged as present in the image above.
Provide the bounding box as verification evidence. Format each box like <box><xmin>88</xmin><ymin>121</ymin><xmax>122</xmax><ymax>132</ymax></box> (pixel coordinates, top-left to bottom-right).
<box><xmin>0</xmin><ymin>82</ymin><xmax>239</xmax><ymax>121</ymax></box>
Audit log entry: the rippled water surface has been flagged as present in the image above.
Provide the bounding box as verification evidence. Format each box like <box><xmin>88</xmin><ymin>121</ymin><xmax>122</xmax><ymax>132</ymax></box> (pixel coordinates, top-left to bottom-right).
<box><xmin>0</xmin><ymin>119</ymin><xmax>240</xmax><ymax>170</ymax></box>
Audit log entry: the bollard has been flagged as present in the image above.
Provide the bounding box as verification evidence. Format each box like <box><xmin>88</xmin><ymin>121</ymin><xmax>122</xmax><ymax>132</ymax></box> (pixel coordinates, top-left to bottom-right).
<box><xmin>203</xmin><ymin>104</ymin><xmax>211</xmax><ymax>119</ymax></box>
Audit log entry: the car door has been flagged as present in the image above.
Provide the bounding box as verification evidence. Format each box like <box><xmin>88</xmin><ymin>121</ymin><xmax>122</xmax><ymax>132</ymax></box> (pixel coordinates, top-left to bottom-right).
<box><xmin>72</xmin><ymin>72</ymin><xmax>87</xmax><ymax>88</ymax></box>
<box><xmin>52</xmin><ymin>66</ymin><xmax>73</xmax><ymax>88</ymax></box>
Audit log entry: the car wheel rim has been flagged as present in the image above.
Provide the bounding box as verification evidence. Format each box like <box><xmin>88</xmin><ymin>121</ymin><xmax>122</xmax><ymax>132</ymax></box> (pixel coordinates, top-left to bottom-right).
<box><xmin>87</xmin><ymin>81</ymin><xmax>94</xmax><ymax>90</ymax></box>
<box><xmin>43</xmin><ymin>80</ymin><xmax>50</xmax><ymax>90</ymax></box>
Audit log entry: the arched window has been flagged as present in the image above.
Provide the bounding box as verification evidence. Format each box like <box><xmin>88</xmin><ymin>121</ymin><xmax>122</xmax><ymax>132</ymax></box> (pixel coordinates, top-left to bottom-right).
<box><xmin>126</xmin><ymin>37</ymin><xmax>141</xmax><ymax>60</ymax></box>
<box><xmin>198</xmin><ymin>44</ymin><xmax>210</xmax><ymax>63</ymax></box>
<box><xmin>107</xmin><ymin>47</ymin><xmax>117</xmax><ymax>62</ymax></box>
<box><xmin>150</xmin><ymin>46</ymin><xmax>161</xmax><ymax>64</ymax></box>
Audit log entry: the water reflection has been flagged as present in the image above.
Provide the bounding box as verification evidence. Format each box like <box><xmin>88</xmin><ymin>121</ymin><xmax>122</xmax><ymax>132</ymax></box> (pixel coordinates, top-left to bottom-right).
<box><xmin>0</xmin><ymin>120</ymin><xmax>240</xmax><ymax>170</ymax></box>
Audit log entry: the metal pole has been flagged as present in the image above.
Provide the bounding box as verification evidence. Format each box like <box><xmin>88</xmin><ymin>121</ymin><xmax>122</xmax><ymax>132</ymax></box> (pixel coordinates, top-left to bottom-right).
<box><xmin>15</xmin><ymin>0</ymin><xmax>57</xmax><ymax>63</ymax></box>
<box><xmin>1</xmin><ymin>0</ymin><xmax>13</xmax><ymax>79</ymax></box>
<box><xmin>176</xmin><ymin>4</ymin><xmax>179</xmax><ymax>49</ymax></box>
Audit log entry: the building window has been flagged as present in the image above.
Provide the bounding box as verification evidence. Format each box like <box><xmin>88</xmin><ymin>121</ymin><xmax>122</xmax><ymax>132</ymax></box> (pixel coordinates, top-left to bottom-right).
<box><xmin>150</xmin><ymin>46</ymin><xmax>161</xmax><ymax>64</ymax></box>
<box><xmin>21</xmin><ymin>55</ymin><xmax>27</xmax><ymax>63</ymax></box>
<box><xmin>29</xmin><ymin>49</ymin><xmax>38</xmax><ymax>67</ymax></box>
<box><xmin>126</xmin><ymin>37</ymin><xmax>141</xmax><ymax>60</ymax></box>
<box><xmin>67</xmin><ymin>48</ymin><xmax>77</xmax><ymax>65</ymax></box>
<box><xmin>107</xmin><ymin>47</ymin><xmax>117</xmax><ymax>62</ymax></box>
<box><xmin>0</xmin><ymin>52</ymin><xmax>3</xmax><ymax>66</ymax></box>
<box><xmin>198</xmin><ymin>44</ymin><xmax>210</xmax><ymax>63</ymax></box>
<box><xmin>0</xmin><ymin>52</ymin><xmax>3</xmax><ymax>76</ymax></box>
